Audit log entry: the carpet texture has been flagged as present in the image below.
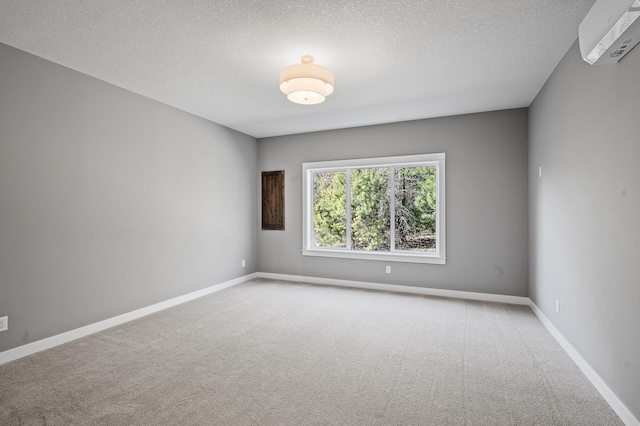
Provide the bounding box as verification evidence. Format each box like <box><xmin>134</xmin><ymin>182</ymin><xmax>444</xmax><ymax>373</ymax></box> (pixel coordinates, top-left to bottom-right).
<box><xmin>0</xmin><ymin>279</ymin><xmax>624</xmax><ymax>425</ymax></box>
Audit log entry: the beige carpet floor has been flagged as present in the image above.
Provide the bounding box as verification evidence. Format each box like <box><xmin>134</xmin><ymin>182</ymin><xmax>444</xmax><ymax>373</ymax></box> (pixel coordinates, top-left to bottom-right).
<box><xmin>0</xmin><ymin>278</ymin><xmax>624</xmax><ymax>425</ymax></box>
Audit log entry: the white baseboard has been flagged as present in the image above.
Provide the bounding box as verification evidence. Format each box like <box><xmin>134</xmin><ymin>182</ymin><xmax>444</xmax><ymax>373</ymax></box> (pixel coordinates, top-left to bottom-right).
<box><xmin>255</xmin><ymin>272</ymin><xmax>530</xmax><ymax>305</ymax></box>
<box><xmin>0</xmin><ymin>273</ymin><xmax>257</xmax><ymax>366</ymax></box>
<box><xmin>528</xmin><ymin>301</ymin><xmax>639</xmax><ymax>426</ymax></box>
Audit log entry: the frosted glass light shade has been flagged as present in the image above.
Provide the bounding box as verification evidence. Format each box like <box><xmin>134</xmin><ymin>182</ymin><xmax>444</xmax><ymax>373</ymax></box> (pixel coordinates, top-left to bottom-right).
<box><xmin>279</xmin><ymin>56</ymin><xmax>334</xmax><ymax>105</ymax></box>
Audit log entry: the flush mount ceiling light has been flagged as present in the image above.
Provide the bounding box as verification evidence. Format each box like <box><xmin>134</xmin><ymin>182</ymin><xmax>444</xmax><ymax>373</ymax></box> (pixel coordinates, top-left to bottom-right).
<box><xmin>279</xmin><ymin>55</ymin><xmax>334</xmax><ymax>105</ymax></box>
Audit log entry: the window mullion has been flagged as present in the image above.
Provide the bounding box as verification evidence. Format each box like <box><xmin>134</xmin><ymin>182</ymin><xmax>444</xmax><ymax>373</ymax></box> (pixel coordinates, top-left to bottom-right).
<box><xmin>389</xmin><ymin>166</ymin><xmax>395</xmax><ymax>252</ymax></box>
<box><xmin>345</xmin><ymin>168</ymin><xmax>352</xmax><ymax>250</ymax></box>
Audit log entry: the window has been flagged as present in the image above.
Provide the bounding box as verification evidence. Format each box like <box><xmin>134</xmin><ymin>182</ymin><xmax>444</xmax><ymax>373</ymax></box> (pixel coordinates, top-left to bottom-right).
<box><xmin>302</xmin><ymin>153</ymin><xmax>445</xmax><ymax>264</ymax></box>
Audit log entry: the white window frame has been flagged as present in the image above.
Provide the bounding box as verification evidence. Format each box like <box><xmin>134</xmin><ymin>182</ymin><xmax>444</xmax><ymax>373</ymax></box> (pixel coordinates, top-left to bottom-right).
<box><xmin>302</xmin><ymin>153</ymin><xmax>446</xmax><ymax>264</ymax></box>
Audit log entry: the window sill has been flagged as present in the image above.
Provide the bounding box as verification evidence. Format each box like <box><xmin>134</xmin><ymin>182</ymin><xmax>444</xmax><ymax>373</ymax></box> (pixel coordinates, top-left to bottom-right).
<box><xmin>302</xmin><ymin>248</ymin><xmax>446</xmax><ymax>264</ymax></box>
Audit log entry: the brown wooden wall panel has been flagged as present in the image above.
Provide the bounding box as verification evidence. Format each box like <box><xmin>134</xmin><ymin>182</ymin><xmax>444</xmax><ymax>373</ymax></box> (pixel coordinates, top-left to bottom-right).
<box><xmin>262</xmin><ymin>170</ymin><xmax>284</xmax><ymax>230</ymax></box>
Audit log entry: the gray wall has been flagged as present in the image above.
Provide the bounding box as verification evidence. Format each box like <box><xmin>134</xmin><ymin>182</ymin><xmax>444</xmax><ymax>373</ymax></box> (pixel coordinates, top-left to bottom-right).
<box><xmin>529</xmin><ymin>40</ymin><xmax>640</xmax><ymax>419</ymax></box>
<box><xmin>0</xmin><ymin>43</ymin><xmax>258</xmax><ymax>353</ymax></box>
<box><xmin>258</xmin><ymin>109</ymin><xmax>529</xmax><ymax>296</ymax></box>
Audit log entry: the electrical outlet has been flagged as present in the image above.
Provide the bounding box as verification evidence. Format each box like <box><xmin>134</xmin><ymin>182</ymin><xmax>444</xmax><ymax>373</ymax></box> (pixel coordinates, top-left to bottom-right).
<box><xmin>242</xmin><ymin>259</ymin><xmax>246</xmax><ymax>267</ymax></box>
<box><xmin>385</xmin><ymin>265</ymin><xmax>391</xmax><ymax>274</ymax></box>
<box><xmin>0</xmin><ymin>316</ymin><xmax>7</xmax><ymax>332</ymax></box>
<box><xmin>555</xmin><ymin>300</ymin><xmax>560</xmax><ymax>314</ymax></box>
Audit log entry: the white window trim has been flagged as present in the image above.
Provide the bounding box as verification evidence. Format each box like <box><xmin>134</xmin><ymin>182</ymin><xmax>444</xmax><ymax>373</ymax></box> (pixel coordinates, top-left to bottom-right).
<box><xmin>302</xmin><ymin>153</ymin><xmax>446</xmax><ymax>264</ymax></box>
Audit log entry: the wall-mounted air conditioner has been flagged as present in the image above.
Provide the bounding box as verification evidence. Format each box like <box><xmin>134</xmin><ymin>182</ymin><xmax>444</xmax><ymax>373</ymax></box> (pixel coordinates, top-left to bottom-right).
<box><xmin>579</xmin><ymin>0</ymin><xmax>640</xmax><ymax>65</ymax></box>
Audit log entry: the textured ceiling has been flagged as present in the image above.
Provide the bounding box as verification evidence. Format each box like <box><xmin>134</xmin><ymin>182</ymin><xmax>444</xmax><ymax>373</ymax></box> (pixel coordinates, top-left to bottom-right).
<box><xmin>0</xmin><ymin>0</ymin><xmax>596</xmax><ymax>138</ymax></box>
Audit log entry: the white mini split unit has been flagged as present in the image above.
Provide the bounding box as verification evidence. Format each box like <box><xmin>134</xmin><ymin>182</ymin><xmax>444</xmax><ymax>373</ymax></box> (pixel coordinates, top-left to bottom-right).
<box><xmin>579</xmin><ymin>0</ymin><xmax>640</xmax><ymax>65</ymax></box>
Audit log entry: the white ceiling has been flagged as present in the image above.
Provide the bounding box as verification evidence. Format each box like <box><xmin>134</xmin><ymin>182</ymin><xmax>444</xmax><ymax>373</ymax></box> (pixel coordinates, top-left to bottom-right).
<box><xmin>0</xmin><ymin>0</ymin><xmax>595</xmax><ymax>138</ymax></box>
